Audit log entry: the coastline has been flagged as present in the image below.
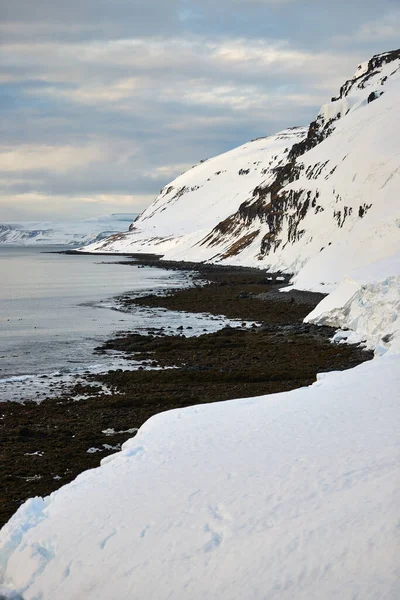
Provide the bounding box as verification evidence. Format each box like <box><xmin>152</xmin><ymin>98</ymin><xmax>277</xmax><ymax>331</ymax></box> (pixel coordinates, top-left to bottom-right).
<box><xmin>57</xmin><ymin>250</ymin><xmax>165</xmax><ymax>260</ymax></box>
<box><xmin>0</xmin><ymin>259</ymin><xmax>373</xmax><ymax>527</ymax></box>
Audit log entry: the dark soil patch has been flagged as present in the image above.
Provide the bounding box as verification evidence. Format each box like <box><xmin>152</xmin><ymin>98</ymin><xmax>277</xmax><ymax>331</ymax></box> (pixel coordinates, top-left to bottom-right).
<box><xmin>0</xmin><ymin>263</ymin><xmax>372</xmax><ymax>527</ymax></box>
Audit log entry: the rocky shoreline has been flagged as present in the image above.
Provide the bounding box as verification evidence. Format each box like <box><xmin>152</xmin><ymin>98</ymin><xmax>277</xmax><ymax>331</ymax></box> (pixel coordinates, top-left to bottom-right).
<box><xmin>0</xmin><ymin>260</ymin><xmax>373</xmax><ymax>527</ymax></box>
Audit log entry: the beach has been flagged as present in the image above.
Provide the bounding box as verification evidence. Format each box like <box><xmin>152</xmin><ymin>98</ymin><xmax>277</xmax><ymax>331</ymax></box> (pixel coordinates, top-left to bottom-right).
<box><xmin>0</xmin><ymin>257</ymin><xmax>372</xmax><ymax>526</ymax></box>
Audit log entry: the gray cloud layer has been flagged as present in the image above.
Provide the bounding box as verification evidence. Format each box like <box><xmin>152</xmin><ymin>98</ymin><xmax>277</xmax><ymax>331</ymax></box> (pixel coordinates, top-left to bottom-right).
<box><xmin>0</xmin><ymin>0</ymin><xmax>399</xmax><ymax>219</ymax></box>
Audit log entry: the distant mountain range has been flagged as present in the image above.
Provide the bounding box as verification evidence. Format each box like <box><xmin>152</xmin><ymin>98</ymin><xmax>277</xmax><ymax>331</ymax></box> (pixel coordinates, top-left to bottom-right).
<box><xmin>0</xmin><ymin>213</ymin><xmax>138</xmax><ymax>246</ymax></box>
<box><xmin>83</xmin><ymin>49</ymin><xmax>400</xmax><ymax>292</ymax></box>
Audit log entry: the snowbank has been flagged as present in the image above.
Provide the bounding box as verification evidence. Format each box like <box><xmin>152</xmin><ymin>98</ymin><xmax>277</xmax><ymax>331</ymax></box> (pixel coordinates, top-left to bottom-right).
<box><xmin>0</xmin><ymin>353</ymin><xmax>399</xmax><ymax>599</ymax></box>
<box><xmin>305</xmin><ymin>252</ymin><xmax>400</xmax><ymax>355</ymax></box>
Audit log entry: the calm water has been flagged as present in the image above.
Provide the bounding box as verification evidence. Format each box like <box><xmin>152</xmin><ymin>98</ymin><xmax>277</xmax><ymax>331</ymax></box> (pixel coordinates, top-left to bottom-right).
<box><xmin>0</xmin><ymin>247</ymin><xmax>241</xmax><ymax>402</ymax></box>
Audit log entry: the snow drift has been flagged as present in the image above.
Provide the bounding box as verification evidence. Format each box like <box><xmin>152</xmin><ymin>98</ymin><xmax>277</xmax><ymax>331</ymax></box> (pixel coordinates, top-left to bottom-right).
<box><xmin>0</xmin><ymin>353</ymin><xmax>399</xmax><ymax>600</ymax></box>
<box><xmin>306</xmin><ymin>267</ymin><xmax>400</xmax><ymax>356</ymax></box>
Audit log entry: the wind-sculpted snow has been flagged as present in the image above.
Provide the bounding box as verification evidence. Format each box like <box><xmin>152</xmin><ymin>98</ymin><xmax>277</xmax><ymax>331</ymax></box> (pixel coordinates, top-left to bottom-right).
<box><xmin>0</xmin><ymin>353</ymin><xmax>399</xmax><ymax>599</ymax></box>
<box><xmin>83</xmin><ymin>50</ymin><xmax>400</xmax><ymax>292</ymax></box>
<box><xmin>305</xmin><ymin>253</ymin><xmax>400</xmax><ymax>356</ymax></box>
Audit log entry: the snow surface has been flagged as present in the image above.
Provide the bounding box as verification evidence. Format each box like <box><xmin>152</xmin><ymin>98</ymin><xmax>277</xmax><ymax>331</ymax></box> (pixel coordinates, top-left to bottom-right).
<box><xmin>0</xmin><ymin>214</ymin><xmax>137</xmax><ymax>247</ymax></box>
<box><xmin>0</xmin><ymin>352</ymin><xmax>399</xmax><ymax>600</ymax></box>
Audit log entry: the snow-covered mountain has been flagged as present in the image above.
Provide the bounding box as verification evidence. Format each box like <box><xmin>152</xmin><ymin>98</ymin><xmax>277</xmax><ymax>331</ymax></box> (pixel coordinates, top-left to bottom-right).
<box><xmin>84</xmin><ymin>49</ymin><xmax>400</xmax><ymax>292</ymax></box>
<box><xmin>0</xmin><ymin>213</ymin><xmax>138</xmax><ymax>247</ymax></box>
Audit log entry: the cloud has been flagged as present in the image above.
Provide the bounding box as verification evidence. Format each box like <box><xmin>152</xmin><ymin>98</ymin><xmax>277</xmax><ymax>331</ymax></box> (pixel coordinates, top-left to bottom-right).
<box><xmin>230</xmin><ymin>0</ymin><xmax>297</xmax><ymax>3</ymax></box>
<box><xmin>0</xmin><ymin>0</ymin><xmax>397</xmax><ymax>220</ymax></box>
<box><xmin>0</xmin><ymin>191</ymin><xmax>152</xmax><ymax>221</ymax></box>
<box><xmin>0</xmin><ymin>144</ymin><xmax>105</xmax><ymax>173</ymax></box>
<box><xmin>0</xmin><ymin>0</ymin><xmax>182</xmax><ymax>40</ymax></box>
<box><xmin>1</xmin><ymin>36</ymin><xmax>350</xmax><ymax>79</ymax></box>
<box><xmin>2</xmin><ymin>37</ymin><xmax>350</xmax><ymax>113</ymax></box>
<box><xmin>335</xmin><ymin>10</ymin><xmax>400</xmax><ymax>44</ymax></box>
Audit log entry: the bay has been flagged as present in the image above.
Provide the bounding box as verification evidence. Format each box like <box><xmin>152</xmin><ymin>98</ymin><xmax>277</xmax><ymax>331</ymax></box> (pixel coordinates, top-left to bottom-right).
<box><xmin>0</xmin><ymin>246</ymin><xmax>238</xmax><ymax>402</ymax></box>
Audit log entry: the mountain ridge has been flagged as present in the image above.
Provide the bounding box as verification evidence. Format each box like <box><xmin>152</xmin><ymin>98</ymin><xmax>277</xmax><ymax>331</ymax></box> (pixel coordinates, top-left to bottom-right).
<box><xmin>83</xmin><ymin>50</ymin><xmax>400</xmax><ymax>291</ymax></box>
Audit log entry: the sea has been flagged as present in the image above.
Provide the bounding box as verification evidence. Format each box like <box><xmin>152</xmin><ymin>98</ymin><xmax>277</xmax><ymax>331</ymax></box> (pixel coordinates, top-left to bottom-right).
<box><xmin>0</xmin><ymin>246</ymin><xmax>244</xmax><ymax>402</ymax></box>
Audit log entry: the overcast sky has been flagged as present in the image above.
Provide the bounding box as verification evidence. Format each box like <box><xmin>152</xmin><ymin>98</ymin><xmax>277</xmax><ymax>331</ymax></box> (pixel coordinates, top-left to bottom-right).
<box><xmin>0</xmin><ymin>0</ymin><xmax>399</xmax><ymax>221</ymax></box>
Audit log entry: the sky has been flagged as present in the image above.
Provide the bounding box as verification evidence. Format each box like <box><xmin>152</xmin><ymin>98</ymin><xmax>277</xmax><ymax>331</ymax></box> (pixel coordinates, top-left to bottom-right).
<box><xmin>0</xmin><ymin>0</ymin><xmax>399</xmax><ymax>221</ymax></box>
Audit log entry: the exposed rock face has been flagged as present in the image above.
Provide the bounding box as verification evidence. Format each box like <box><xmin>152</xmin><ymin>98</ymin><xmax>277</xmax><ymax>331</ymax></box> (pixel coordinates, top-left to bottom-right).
<box><xmin>83</xmin><ymin>50</ymin><xmax>400</xmax><ymax>290</ymax></box>
<box><xmin>332</xmin><ymin>49</ymin><xmax>400</xmax><ymax>101</ymax></box>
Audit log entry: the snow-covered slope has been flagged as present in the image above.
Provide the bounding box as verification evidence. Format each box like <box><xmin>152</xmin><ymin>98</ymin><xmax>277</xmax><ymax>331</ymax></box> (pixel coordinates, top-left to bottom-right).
<box><xmin>84</xmin><ymin>49</ymin><xmax>400</xmax><ymax>292</ymax></box>
<box><xmin>303</xmin><ymin>251</ymin><xmax>400</xmax><ymax>358</ymax></box>
<box><xmin>82</xmin><ymin>127</ymin><xmax>308</xmax><ymax>256</ymax></box>
<box><xmin>0</xmin><ymin>214</ymin><xmax>138</xmax><ymax>247</ymax></box>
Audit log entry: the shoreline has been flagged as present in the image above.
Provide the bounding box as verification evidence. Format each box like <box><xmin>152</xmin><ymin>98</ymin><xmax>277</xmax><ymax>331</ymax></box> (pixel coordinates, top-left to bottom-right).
<box><xmin>56</xmin><ymin>250</ymin><xmax>165</xmax><ymax>260</ymax></box>
<box><xmin>0</xmin><ymin>259</ymin><xmax>373</xmax><ymax>527</ymax></box>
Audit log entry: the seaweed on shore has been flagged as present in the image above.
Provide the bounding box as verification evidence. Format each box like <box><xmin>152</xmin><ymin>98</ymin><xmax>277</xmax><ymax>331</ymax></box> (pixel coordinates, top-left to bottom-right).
<box><xmin>0</xmin><ymin>263</ymin><xmax>372</xmax><ymax>527</ymax></box>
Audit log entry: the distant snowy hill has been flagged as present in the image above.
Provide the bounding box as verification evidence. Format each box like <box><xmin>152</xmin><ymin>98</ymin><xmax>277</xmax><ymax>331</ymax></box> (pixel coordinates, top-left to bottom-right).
<box><xmin>0</xmin><ymin>213</ymin><xmax>138</xmax><ymax>247</ymax></box>
<box><xmin>84</xmin><ymin>49</ymin><xmax>400</xmax><ymax>292</ymax></box>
